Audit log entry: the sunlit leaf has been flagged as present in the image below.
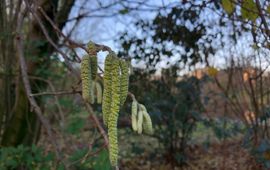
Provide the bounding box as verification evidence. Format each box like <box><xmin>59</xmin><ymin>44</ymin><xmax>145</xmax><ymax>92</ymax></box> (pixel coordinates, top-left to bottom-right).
<box><xmin>207</xmin><ymin>67</ymin><xmax>218</xmax><ymax>77</ymax></box>
<box><xmin>221</xmin><ymin>0</ymin><xmax>235</xmax><ymax>15</ymax></box>
<box><xmin>241</xmin><ymin>0</ymin><xmax>258</xmax><ymax>21</ymax></box>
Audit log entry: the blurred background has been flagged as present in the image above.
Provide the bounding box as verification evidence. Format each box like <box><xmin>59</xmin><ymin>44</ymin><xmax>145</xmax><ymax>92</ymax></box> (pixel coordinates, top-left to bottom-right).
<box><xmin>1</xmin><ymin>0</ymin><xmax>270</xmax><ymax>169</ymax></box>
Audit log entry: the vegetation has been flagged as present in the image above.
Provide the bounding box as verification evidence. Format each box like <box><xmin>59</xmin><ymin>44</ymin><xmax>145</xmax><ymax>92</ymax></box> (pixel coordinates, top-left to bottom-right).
<box><xmin>0</xmin><ymin>0</ymin><xmax>270</xmax><ymax>169</ymax></box>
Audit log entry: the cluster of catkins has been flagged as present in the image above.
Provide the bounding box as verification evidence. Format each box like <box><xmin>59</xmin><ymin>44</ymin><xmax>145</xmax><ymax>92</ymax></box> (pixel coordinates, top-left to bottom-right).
<box><xmin>102</xmin><ymin>53</ymin><xmax>129</xmax><ymax>166</ymax></box>
<box><xmin>81</xmin><ymin>43</ymin><xmax>102</xmax><ymax>104</ymax></box>
<box><xmin>81</xmin><ymin>43</ymin><xmax>153</xmax><ymax>167</ymax></box>
<box><xmin>131</xmin><ymin>99</ymin><xmax>153</xmax><ymax>135</ymax></box>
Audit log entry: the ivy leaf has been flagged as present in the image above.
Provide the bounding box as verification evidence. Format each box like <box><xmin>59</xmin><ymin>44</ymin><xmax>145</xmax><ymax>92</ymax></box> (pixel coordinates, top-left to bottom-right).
<box><xmin>241</xmin><ymin>0</ymin><xmax>258</xmax><ymax>21</ymax></box>
<box><xmin>221</xmin><ymin>0</ymin><xmax>235</xmax><ymax>15</ymax></box>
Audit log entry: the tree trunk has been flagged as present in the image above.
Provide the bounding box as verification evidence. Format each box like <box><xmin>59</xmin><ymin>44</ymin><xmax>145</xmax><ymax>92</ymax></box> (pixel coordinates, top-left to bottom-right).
<box><xmin>0</xmin><ymin>0</ymin><xmax>74</xmax><ymax>146</ymax></box>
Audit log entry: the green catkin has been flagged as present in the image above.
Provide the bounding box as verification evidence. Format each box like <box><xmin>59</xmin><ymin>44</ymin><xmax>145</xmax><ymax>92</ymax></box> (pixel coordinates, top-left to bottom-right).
<box><xmin>81</xmin><ymin>55</ymin><xmax>91</xmax><ymax>102</ymax></box>
<box><xmin>141</xmin><ymin>106</ymin><xmax>153</xmax><ymax>135</ymax></box>
<box><xmin>87</xmin><ymin>42</ymin><xmax>97</xmax><ymax>104</ymax></box>
<box><xmin>119</xmin><ymin>60</ymin><xmax>129</xmax><ymax>106</ymax></box>
<box><xmin>90</xmin><ymin>82</ymin><xmax>95</xmax><ymax>104</ymax></box>
<box><xmin>87</xmin><ymin>41</ymin><xmax>96</xmax><ymax>53</ymax></box>
<box><xmin>95</xmin><ymin>81</ymin><xmax>103</xmax><ymax>104</ymax></box>
<box><xmin>102</xmin><ymin>54</ymin><xmax>113</xmax><ymax>126</ymax></box>
<box><xmin>142</xmin><ymin>112</ymin><xmax>153</xmax><ymax>135</ymax></box>
<box><xmin>90</xmin><ymin>56</ymin><xmax>98</xmax><ymax>80</ymax></box>
<box><xmin>137</xmin><ymin>108</ymin><xmax>143</xmax><ymax>134</ymax></box>
<box><xmin>131</xmin><ymin>100</ymin><xmax>138</xmax><ymax>131</ymax></box>
<box><xmin>108</xmin><ymin>57</ymin><xmax>121</xmax><ymax>166</ymax></box>
<box><xmin>127</xmin><ymin>59</ymin><xmax>133</xmax><ymax>75</ymax></box>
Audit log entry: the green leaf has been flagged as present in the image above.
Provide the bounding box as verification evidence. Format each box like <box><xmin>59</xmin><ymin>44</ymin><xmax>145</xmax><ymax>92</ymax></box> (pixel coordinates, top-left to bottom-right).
<box><xmin>69</xmin><ymin>148</ymin><xmax>88</xmax><ymax>162</ymax></box>
<box><xmin>44</xmin><ymin>152</ymin><xmax>54</xmax><ymax>162</ymax></box>
<box><xmin>119</xmin><ymin>9</ymin><xmax>129</xmax><ymax>15</ymax></box>
<box><xmin>66</xmin><ymin>117</ymin><xmax>86</xmax><ymax>134</ymax></box>
<box><xmin>57</xmin><ymin>163</ymin><xmax>65</xmax><ymax>170</ymax></box>
<box><xmin>241</xmin><ymin>0</ymin><xmax>258</xmax><ymax>21</ymax></box>
<box><xmin>92</xmin><ymin>149</ymin><xmax>111</xmax><ymax>170</ymax></box>
<box><xmin>6</xmin><ymin>159</ymin><xmax>18</xmax><ymax>168</ymax></box>
<box><xmin>222</xmin><ymin>0</ymin><xmax>235</xmax><ymax>15</ymax></box>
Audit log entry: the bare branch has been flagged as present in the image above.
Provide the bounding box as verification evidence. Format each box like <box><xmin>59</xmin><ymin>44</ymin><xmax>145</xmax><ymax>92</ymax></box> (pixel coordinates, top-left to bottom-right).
<box><xmin>29</xmin><ymin>76</ymin><xmax>66</xmax><ymax>126</ymax></box>
<box><xmin>255</xmin><ymin>0</ymin><xmax>270</xmax><ymax>37</ymax></box>
<box><xmin>24</xmin><ymin>0</ymin><xmax>80</xmax><ymax>78</ymax></box>
<box><xmin>30</xmin><ymin>90</ymin><xmax>81</xmax><ymax>97</ymax></box>
<box><xmin>15</xmin><ymin>8</ymin><xmax>62</xmax><ymax>161</ymax></box>
<box><xmin>86</xmin><ymin>103</ymin><xmax>109</xmax><ymax>146</ymax></box>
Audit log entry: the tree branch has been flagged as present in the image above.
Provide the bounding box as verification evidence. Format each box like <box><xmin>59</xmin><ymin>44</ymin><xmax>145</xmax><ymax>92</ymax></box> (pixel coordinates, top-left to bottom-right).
<box><xmin>24</xmin><ymin>0</ymin><xmax>80</xmax><ymax>78</ymax></box>
<box><xmin>30</xmin><ymin>90</ymin><xmax>81</xmax><ymax>97</ymax></box>
<box><xmin>15</xmin><ymin>8</ymin><xmax>62</xmax><ymax>161</ymax></box>
<box><xmin>255</xmin><ymin>0</ymin><xmax>270</xmax><ymax>37</ymax></box>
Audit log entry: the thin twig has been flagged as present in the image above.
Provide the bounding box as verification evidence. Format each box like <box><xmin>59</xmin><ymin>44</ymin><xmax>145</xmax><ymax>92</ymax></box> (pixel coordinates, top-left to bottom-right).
<box><xmin>255</xmin><ymin>0</ymin><xmax>270</xmax><ymax>37</ymax></box>
<box><xmin>86</xmin><ymin>103</ymin><xmax>109</xmax><ymax>145</ymax></box>
<box><xmin>24</xmin><ymin>0</ymin><xmax>79</xmax><ymax>77</ymax></box>
<box><xmin>30</xmin><ymin>90</ymin><xmax>81</xmax><ymax>97</ymax></box>
<box><xmin>29</xmin><ymin>76</ymin><xmax>66</xmax><ymax>126</ymax></box>
<box><xmin>25</xmin><ymin>0</ymin><xmax>111</xmax><ymax>151</ymax></box>
<box><xmin>38</xmin><ymin>6</ymin><xmax>113</xmax><ymax>55</ymax></box>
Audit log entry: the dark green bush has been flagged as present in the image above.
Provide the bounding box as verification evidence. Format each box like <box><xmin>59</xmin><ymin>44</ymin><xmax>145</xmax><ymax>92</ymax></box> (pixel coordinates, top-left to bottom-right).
<box><xmin>0</xmin><ymin>145</ymin><xmax>55</xmax><ymax>170</ymax></box>
<box><xmin>129</xmin><ymin>67</ymin><xmax>204</xmax><ymax>166</ymax></box>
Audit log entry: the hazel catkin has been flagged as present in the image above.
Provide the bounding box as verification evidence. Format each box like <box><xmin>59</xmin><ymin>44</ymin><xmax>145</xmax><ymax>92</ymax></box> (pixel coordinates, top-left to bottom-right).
<box><xmin>131</xmin><ymin>100</ymin><xmax>138</xmax><ymax>131</ymax></box>
<box><xmin>108</xmin><ymin>56</ymin><xmax>121</xmax><ymax>166</ymax></box>
<box><xmin>81</xmin><ymin>55</ymin><xmax>92</xmax><ymax>103</ymax></box>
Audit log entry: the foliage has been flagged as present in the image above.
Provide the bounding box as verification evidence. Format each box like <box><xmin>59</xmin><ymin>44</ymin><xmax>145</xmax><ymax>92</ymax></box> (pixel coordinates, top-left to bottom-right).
<box><xmin>68</xmin><ymin>148</ymin><xmax>111</xmax><ymax>170</ymax></box>
<box><xmin>118</xmin><ymin>0</ymin><xmax>270</xmax><ymax>72</ymax></box>
<box><xmin>0</xmin><ymin>0</ymin><xmax>75</xmax><ymax>147</ymax></box>
<box><xmin>243</xmin><ymin>136</ymin><xmax>270</xmax><ymax>169</ymax></box>
<box><xmin>221</xmin><ymin>0</ymin><xmax>235</xmax><ymax>15</ymax></box>
<box><xmin>66</xmin><ymin>117</ymin><xmax>86</xmax><ymax>135</ymax></box>
<box><xmin>129</xmin><ymin>67</ymin><xmax>204</xmax><ymax>166</ymax></box>
<box><xmin>202</xmin><ymin>117</ymin><xmax>245</xmax><ymax>141</ymax></box>
<box><xmin>0</xmin><ymin>144</ymin><xmax>112</xmax><ymax>170</ymax></box>
<box><xmin>241</xmin><ymin>0</ymin><xmax>258</xmax><ymax>21</ymax></box>
<box><xmin>0</xmin><ymin>145</ymin><xmax>55</xmax><ymax>170</ymax></box>
<box><xmin>118</xmin><ymin>3</ymin><xmax>213</xmax><ymax>68</ymax></box>
<box><xmin>253</xmin><ymin>139</ymin><xmax>270</xmax><ymax>169</ymax></box>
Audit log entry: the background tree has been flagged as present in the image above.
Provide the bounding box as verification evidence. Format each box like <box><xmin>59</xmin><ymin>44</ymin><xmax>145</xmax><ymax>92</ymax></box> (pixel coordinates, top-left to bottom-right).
<box><xmin>0</xmin><ymin>0</ymin><xmax>74</xmax><ymax>146</ymax></box>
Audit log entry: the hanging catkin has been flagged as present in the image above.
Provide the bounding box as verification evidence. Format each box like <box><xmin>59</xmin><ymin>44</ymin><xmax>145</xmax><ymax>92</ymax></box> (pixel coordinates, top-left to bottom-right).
<box><xmin>141</xmin><ymin>105</ymin><xmax>153</xmax><ymax>135</ymax></box>
<box><xmin>83</xmin><ymin>41</ymin><xmax>154</xmax><ymax>167</ymax></box>
<box><xmin>137</xmin><ymin>106</ymin><xmax>143</xmax><ymax>134</ymax></box>
<box><xmin>95</xmin><ymin>81</ymin><xmax>103</xmax><ymax>104</ymax></box>
<box><xmin>81</xmin><ymin>55</ymin><xmax>92</xmax><ymax>103</ymax></box>
<box><xmin>90</xmin><ymin>56</ymin><xmax>98</xmax><ymax>80</ymax></box>
<box><xmin>108</xmin><ymin>56</ymin><xmax>121</xmax><ymax>166</ymax></box>
<box><xmin>131</xmin><ymin>99</ymin><xmax>138</xmax><ymax>131</ymax></box>
<box><xmin>119</xmin><ymin>60</ymin><xmax>129</xmax><ymax>106</ymax></box>
<box><xmin>102</xmin><ymin>54</ymin><xmax>113</xmax><ymax>126</ymax></box>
